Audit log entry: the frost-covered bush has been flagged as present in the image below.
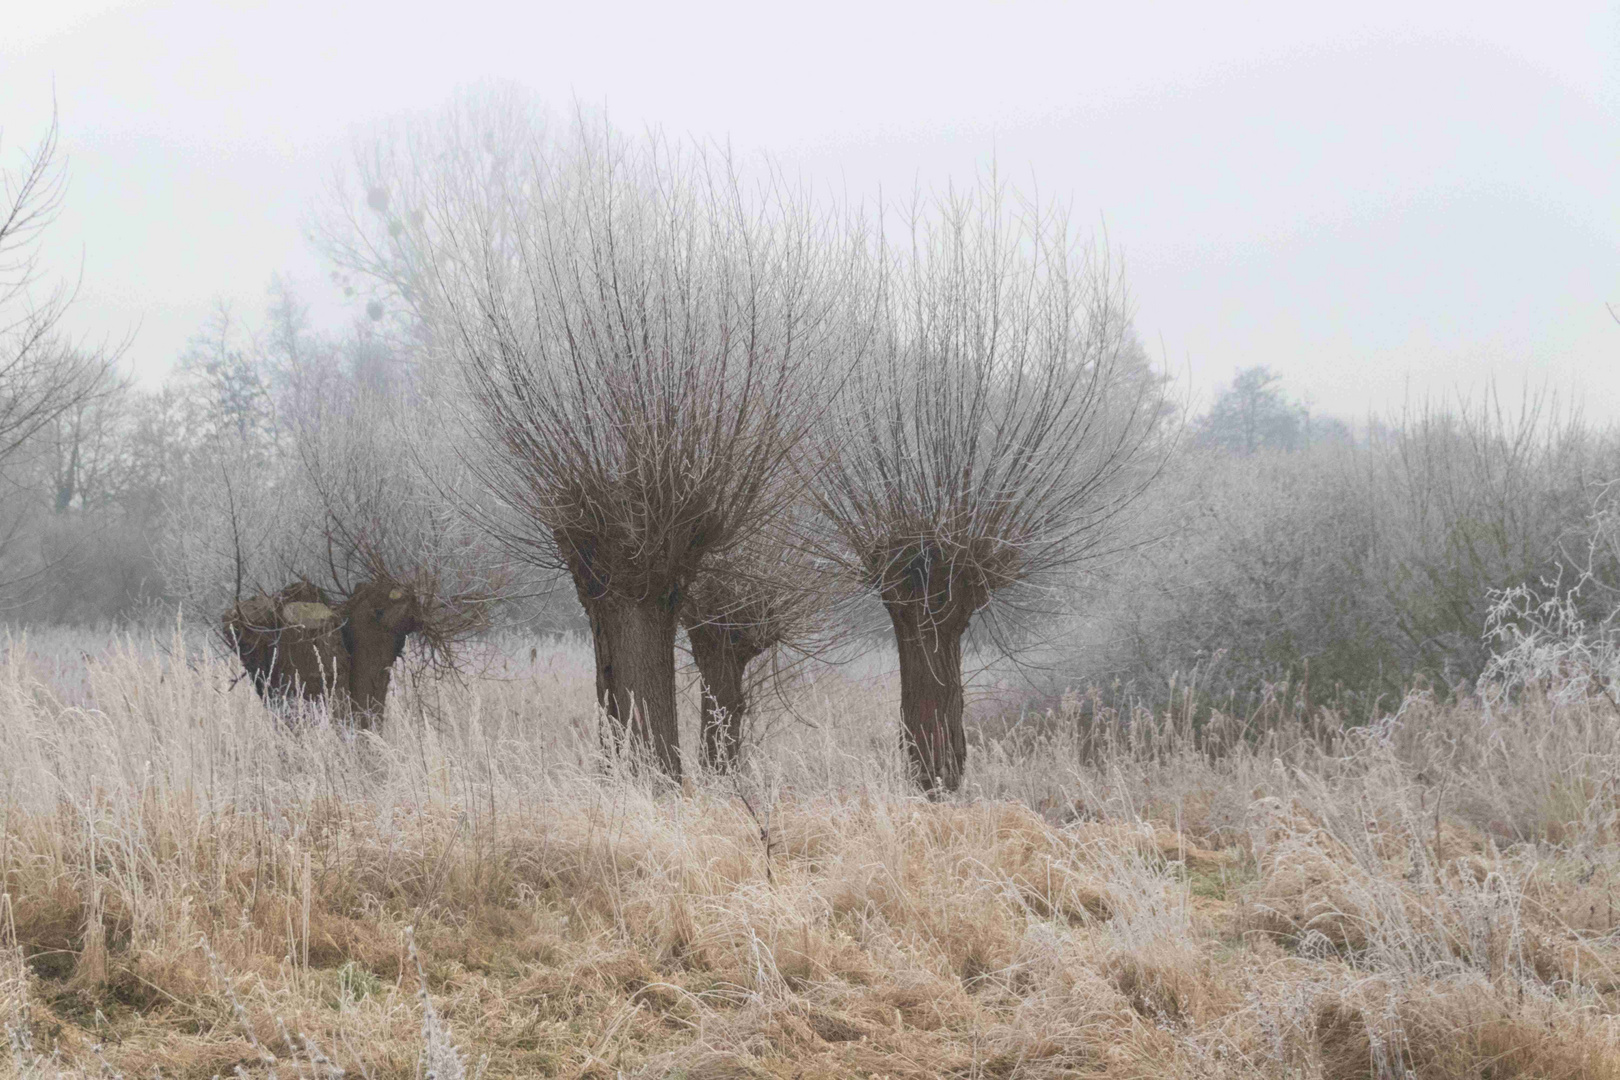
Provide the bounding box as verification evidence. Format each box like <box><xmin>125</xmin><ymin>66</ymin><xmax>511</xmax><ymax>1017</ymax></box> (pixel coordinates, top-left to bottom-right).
<box><xmin>1044</xmin><ymin>395</ymin><xmax>1620</xmax><ymax>720</ymax></box>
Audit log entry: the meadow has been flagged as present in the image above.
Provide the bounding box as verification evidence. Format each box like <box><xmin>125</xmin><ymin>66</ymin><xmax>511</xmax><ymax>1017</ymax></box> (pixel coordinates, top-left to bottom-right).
<box><xmin>3</xmin><ymin>622</ymin><xmax>1619</xmax><ymax>1079</ymax></box>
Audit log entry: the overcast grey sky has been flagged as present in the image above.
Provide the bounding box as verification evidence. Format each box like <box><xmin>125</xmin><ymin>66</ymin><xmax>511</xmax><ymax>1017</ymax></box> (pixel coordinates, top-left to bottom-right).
<box><xmin>4</xmin><ymin>1</ymin><xmax>1616</xmax><ymax>418</ymax></box>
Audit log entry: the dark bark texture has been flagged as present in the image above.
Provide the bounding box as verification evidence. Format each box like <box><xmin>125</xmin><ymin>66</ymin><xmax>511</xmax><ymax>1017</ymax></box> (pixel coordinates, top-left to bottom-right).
<box><xmin>881</xmin><ymin>558</ymin><xmax>986</xmax><ymax>794</ymax></box>
<box><xmin>688</xmin><ymin>621</ymin><xmax>766</xmax><ymax>772</ymax></box>
<box><xmin>887</xmin><ymin>601</ymin><xmax>969</xmax><ymax>793</ymax></box>
<box><xmin>224</xmin><ymin>583</ymin><xmax>349</xmax><ymax>708</ymax></box>
<box><xmin>583</xmin><ymin>588</ymin><xmax>683</xmax><ymax>779</ymax></box>
<box><xmin>563</xmin><ymin>530</ymin><xmax>685</xmax><ymax>779</ymax></box>
<box><xmin>224</xmin><ymin>580</ymin><xmax>423</xmax><ymax>729</ymax></box>
<box><xmin>338</xmin><ymin>581</ymin><xmax>424</xmax><ymax>730</ymax></box>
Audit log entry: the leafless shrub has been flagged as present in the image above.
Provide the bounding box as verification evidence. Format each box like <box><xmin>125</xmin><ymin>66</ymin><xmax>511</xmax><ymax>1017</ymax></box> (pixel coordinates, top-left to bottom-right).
<box><xmin>1371</xmin><ymin>387</ymin><xmax>1603</xmax><ymax>687</ymax></box>
<box><xmin>812</xmin><ymin>177</ymin><xmax>1166</xmax><ymax>792</ymax></box>
<box><xmin>1481</xmin><ymin>482</ymin><xmax>1620</xmax><ymax>710</ymax></box>
<box><xmin>1090</xmin><ymin>444</ymin><xmax>1396</xmax><ymax>719</ymax></box>
<box><xmin>1055</xmin><ymin>388</ymin><xmax>1619</xmax><ymax>725</ymax></box>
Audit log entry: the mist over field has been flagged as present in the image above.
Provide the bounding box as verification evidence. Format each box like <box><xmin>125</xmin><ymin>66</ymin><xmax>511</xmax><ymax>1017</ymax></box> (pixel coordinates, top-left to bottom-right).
<box><xmin>4</xmin><ymin>5</ymin><xmax>1620</xmax><ymax>1077</ymax></box>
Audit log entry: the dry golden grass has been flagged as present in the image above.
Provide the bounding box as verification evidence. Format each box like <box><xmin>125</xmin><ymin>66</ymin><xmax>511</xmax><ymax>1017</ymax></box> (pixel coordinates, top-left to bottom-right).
<box><xmin>3</xmin><ymin>623</ymin><xmax>1620</xmax><ymax>1078</ymax></box>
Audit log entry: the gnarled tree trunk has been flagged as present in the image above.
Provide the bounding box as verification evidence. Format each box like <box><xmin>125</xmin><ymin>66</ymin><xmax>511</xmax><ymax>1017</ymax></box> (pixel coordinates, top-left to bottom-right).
<box><xmin>338</xmin><ymin>581</ymin><xmax>427</xmax><ymax>732</ymax></box>
<box><xmin>885</xmin><ymin>596</ymin><xmax>972</xmax><ymax>794</ymax></box>
<box><xmin>344</xmin><ymin>628</ymin><xmax>404</xmax><ymax>730</ymax></box>
<box><xmin>583</xmin><ymin>589</ymin><xmax>682</xmax><ymax>779</ymax></box>
<box><xmin>224</xmin><ymin>585</ymin><xmax>350</xmax><ymax>713</ymax></box>
<box><xmin>688</xmin><ymin>622</ymin><xmax>766</xmax><ymax>772</ymax></box>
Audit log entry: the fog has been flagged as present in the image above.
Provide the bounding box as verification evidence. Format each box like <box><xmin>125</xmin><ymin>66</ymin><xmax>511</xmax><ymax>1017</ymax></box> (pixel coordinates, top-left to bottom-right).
<box><xmin>11</xmin><ymin>12</ymin><xmax>1620</xmax><ymax>1068</ymax></box>
<box><xmin>4</xmin><ymin>1</ymin><xmax>1617</xmax><ymax>415</ymax></box>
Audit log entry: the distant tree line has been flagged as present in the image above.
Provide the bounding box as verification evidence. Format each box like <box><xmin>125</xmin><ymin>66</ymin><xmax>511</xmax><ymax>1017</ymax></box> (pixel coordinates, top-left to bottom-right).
<box><xmin>1192</xmin><ymin>365</ymin><xmax>1353</xmax><ymax>454</ymax></box>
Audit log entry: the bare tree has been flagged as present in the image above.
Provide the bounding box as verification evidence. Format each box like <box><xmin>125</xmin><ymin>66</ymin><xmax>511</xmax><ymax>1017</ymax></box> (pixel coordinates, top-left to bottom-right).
<box><xmin>43</xmin><ymin>389</ymin><xmax>128</xmax><ymax>514</ymax></box>
<box><xmin>0</xmin><ymin>109</ymin><xmax>126</xmax><ymax>604</ymax></box>
<box><xmin>1193</xmin><ymin>365</ymin><xmax>1304</xmax><ymax>455</ymax></box>
<box><xmin>813</xmin><ymin>180</ymin><xmax>1166</xmax><ymax>793</ymax></box>
<box><xmin>410</xmin><ymin>109</ymin><xmax>858</xmax><ymax>778</ymax></box>
<box><xmin>0</xmin><ymin>109</ymin><xmax>122</xmax><ymax>483</ymax></box>
<box><xmin>315</xmin><ymin>84</ymin><xmax>549</xmax><ymax>339</ymax></box>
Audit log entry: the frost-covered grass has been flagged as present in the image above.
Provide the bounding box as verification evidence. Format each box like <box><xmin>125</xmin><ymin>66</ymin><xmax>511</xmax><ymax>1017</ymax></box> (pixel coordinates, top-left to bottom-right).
<box><xmin>3</xmin><ymin>622</ymin><xmax>1620</xmax><ymax>1078</ymax></box>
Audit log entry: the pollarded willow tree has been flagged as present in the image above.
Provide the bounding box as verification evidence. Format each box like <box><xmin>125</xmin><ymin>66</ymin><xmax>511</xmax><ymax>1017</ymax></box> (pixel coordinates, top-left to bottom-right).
<box><xmin>416</xmin><ymin>113</ymin><xmax>859</xmax><ymax>778</ymax></box>
<box><xmin>280</xmin><ymin>331</ymin><xmax>502</xmax><ymax>671</ymax></box>
<box><xmin>681</xmin><ymin>517</ymin><xmax>843</xmax><ymax>772</ymax></box>
<box><xmin>158</xmin><ymin>293</ymin><xmax>499</xmax><ymax>727</ymax></box>
<box><xmin>814</xmin><ymin>181</ymin><xmax>1167</xmax><ymax>793</ymax></box>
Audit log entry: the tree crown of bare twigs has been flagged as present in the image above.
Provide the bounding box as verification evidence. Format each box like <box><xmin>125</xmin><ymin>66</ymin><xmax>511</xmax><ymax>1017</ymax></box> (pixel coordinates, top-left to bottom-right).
<box><xmin>812</xmin><ymin>177</ymin><xmax>1166</xmax><ymax>628</ymax></box>
<box><xmin>412</xmin><ymin>110</ymin><xmax>867</xmax><ymax>604</ymax></box>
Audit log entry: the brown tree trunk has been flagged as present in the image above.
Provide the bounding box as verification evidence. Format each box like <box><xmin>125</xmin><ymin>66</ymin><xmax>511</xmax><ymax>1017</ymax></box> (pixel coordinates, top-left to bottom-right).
<box><xmin>345</xmin><ymin>633</ymin><xmax>399</xmax><ymax>731</ymax></box>
<box><xmin>583</xmin><ymin>590</ymin><xmax>683</xmax><ymax>779</ymax></box>
<box><xmin>688</xmin><ymin>622</ymin><xmax>765</xmax><ymax>773</ymax></box>
<box><xmin>887</xmin><ymin>602</ymin><xmax>969</xmax><ymax>794</ymax></box>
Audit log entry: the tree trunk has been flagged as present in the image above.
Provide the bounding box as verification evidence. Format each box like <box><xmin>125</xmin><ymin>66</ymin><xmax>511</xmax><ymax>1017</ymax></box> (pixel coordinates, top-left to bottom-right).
<box><xmin>345</xmin><ymin>631</ymin><xmax>402</xmax><ymax>731</ymax></box>
<box><xmin>688</xmin><ymin>622</ymin><xmax>764</xmax><ymax>773</ymax></box>
<box><xmin>887</xmin><ymin>602</ymin><xmax>968</xmax><ymax>794</ymax></box>
<box><xmin>583</xmin><ymin>590</ymin><xmax>683</xmax><ymax>779</ymax></box>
